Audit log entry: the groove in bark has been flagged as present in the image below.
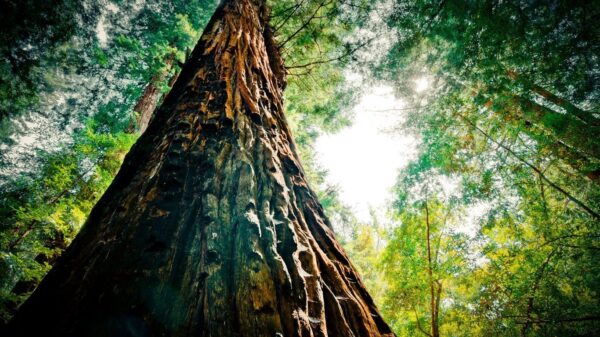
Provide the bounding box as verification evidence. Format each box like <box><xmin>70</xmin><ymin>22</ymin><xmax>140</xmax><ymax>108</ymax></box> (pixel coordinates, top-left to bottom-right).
<box><xmin>5</xmin><ymin>0</ymin><xmax>394</xmax><ymax>336</ymax></box>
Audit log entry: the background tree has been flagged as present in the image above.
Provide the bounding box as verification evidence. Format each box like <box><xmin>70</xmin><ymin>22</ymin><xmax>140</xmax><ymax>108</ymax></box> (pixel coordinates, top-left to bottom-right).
<box><xmin>378</xmin><ymin>0</ymin><xmax>600</xmax><ymax>182</ymax></box>
<box><xmin>342</xmin><ymin>3</ymin><xmax>600</xmax><ymax>335</ymax></box>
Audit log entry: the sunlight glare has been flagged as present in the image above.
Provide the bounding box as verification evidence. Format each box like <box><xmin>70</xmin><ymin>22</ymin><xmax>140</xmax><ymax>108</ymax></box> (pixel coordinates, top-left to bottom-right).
<box><xmin>414</xmin><ymin>76</ymin><xmax>430</xmax><ymax>93</ymax></box>
<box><xmin>315</xmin><ymin>85</ymin><xmax>419</xmax><ymax>224</ymax></box>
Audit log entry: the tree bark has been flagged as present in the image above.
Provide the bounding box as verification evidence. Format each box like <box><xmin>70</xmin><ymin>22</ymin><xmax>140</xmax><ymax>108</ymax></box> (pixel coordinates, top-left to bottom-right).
<box><xmin>424</xmin><ymin>198</ymin><xmax>439</xmax><ymax>337</ymax></box>
<box><xmin>506</xmin><ymin>70</ymin><xmax>600</xmax><ymax>126</ymax></box>
<box><xmin>5</xmin><ymin>1</ymin><xmax>394</xmax><ymax>336</ymax></box>
<box><xmin>512</xmin><ymin>95</ymin><xmax>600</xmax><ymax>161</ymax></box>
<box><xmin>128</xmin><ymin>53</ymin><xmax>178</xmax><ymax>134</ymax></box>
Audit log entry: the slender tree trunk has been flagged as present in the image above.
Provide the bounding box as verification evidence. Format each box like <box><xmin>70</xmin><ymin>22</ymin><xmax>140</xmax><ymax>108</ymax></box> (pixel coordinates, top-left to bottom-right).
<box><xmin>424</xmin><ymin>198</ymin><xmax>439</xmax><ymax>337</ymax></box>
<box><xmin>513</xmin><ymin>95</ymin><xmax>600</xmax><ymax>161</ymax></box>
<box><xmin>128</xmin><ymin>53</ymin><xmax>178</xmax><ymax>134</ymax></box>
<box><xmin>434</xmin><ymin>281</ymin><xmax>441</xmax><ymax>337</ymax></box>
<box><xmin>528</xmin><ymin>84</ymin><xmax>599</xmax><ymax>126</ymax></box>
<box><xmin>519</xmin><ymin>250</ymin><xmax>556</xmax><ymax>337</ymax></box>
<box><xmin>506</xmin><ymin>70</ymin><xmax>600</xmax><ymax>126</ymax></box>
<box><xmin>5</xmin><ymin>1</ymin><xmax>394</xmax><ymax>336</ymax></box>
<box><xmin>460</xmin><ymin>114</ymin><xmax>600</xmax><ymax>219</ymax></box>
<box><xmin>545</xmin><ymin>140</ymin><xmax>600</xmax><ymax>185</ymax></box>
<box><xmin>485</xmin><ymin>97</ymin><xmax>600</xmax><ymax>186</ymax></box>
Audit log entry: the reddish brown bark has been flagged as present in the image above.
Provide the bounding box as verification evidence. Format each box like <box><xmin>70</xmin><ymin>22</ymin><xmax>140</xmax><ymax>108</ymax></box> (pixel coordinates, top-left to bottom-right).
<box><xmin>128</xmin><ymin>54</ymin><xmax>177</xmax><ymax>134</ymax></box>
<box><xmin>485</xmin><ymin>96</ymin><xmax>600</xmax><ymax>186</ymax></box>
<box><xmin>507</xmin><ymin>70</ymin><xmax>600</xmax><ymax>126</ymax></box>
<box><xmin>5</xmin><ymin>1</ymin><xmax>394</xmax><ymax>336</ymax></box>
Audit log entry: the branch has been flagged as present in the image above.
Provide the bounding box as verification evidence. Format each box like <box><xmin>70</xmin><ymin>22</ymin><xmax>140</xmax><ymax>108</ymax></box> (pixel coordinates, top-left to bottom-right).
<box><xmin>520</xmin><ymin>249</ymin><xmax>557</xmax><ymax>337</ymax></box>
<box><xmin>286</xmin><ymin>37</ymin><xmax>374</xmax><ymax>71</ymax></box>
<box><xmin>460</xmin><ymin>115</ymin><xmax>600</xmax><ymax>220</ymax></box>
<box><xmin>556</xmin><ymin>243</ymin><xmax>600</xmax><ymax>251</ymax></box>
<box><xmin>278</xmin><ymin>0</ymin><xmax>332</xmax><ymax>49</ymax></box>
<box><xmin>423</xmin><ymin>0</ymin><xmax>447</xmax><ymax>32</ymax></box>
<box><xmin>7</xmin><ymin>154</ymin><xmax>106</xmax><ymax>252</ymax></box>
<box><xmin>535</xmin><ymin>233</ymin><xmax>600</xmax><ymax>249</ymax></box>
<box><xmin>508</xmin><ymin>315</ymin><xmax>600</xmax><ymax>324</ymax></box>
<box><xmin>413</xmin><ymin>306</ymin><xmax>433</xmax><ymax>337</ymax></box>
<box><xmin>272</xmin><ymin>0</ymin><xmax>306</xmax><ymax>33</ymax></box>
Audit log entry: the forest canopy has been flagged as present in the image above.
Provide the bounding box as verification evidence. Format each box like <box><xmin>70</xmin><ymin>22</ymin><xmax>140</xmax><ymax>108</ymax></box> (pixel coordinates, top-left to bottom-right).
<box><xmin>0</xmin><ymin>0</ymin><xmax>598</xmax><ymax>336</ymax></box>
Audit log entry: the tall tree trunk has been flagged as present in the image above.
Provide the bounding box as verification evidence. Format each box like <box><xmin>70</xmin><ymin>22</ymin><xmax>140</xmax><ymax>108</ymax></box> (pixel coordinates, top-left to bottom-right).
<box><xmin>512</xmin><ymin>95</ymin><xmax>600</xmax><ymax>161</ymax></box>
<box><xmin>5</xmin><ymin>1</ymin><xmax>394</xmax><ymax>336</ymax></box>
<box><xmin>506</xmin><ymin>70</ymin><xmax>600</xmax><ymax>126</ymax></box>
<box><xmin>424</xmin><ymin>198</ymin><xmax>439</xmax><ymax>337</ymax></box>
<box><xmin>128</xmin><ymin>53</ymin><xmax>178</xmax><ymax>134</ymax></box>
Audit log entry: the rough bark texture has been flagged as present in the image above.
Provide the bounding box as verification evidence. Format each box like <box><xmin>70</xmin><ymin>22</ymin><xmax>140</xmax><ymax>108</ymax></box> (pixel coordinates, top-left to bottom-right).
<box><xmin>5</xmin><ymin>1</ymin><xmax>394</xmax><ymax>336</ymax></box>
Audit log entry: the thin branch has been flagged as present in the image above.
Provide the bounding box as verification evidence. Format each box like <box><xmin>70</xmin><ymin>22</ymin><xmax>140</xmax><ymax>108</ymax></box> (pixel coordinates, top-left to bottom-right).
<box><xmin>364</xmin><ymin>105</ymin><xmax>429</xmax><ymax>112</ymax></box>
<box><xmin>520</xmin><ymin>249</ymin><xmax>557</xmax><ymax>337</ymax></box>
<box><xmin>535</xmin><ymin>233</ymin><xmax>600</xmax><ymax>249</ymax></box>
<box><xmin>423</xmin><ymin>0</ymin><xmax>447</xmax><ymax>32</ymax></box>
<box><xmin>272</xmin><ymin>0</ymin><xmax>307</xmax><ymax>32</ymax></box>
<box><xmin>278</xmin><ymin>0</ymin><xmax>332</xmax><ymax>49</ymax></box>
<box><xmin>556</xmin><ymin>243</ymin><xmax>600</xmax><ymax>251</ymax></box>
<box><xmin>7</xmin><ymin>154</ymin><xmax>106</xmax><ymax>252</ymax></box>
<box><xmin>460</xmin><ymin>115</ymin><xmax>600</xmax><ymax>220</ymax></box>
<box><xmin>413</xmin><ymin>306</ymin><xmax>433</xmax><ymax>337</ymax></box>
<box><xmin>506</xmin><ymin>315</ymin><xmax>600</xmax><ymax>324</ymax></box>
<box><xmin>286</xmin><ymin>37</ymin><xmax>374</xmax><ymax>70</ymax></box>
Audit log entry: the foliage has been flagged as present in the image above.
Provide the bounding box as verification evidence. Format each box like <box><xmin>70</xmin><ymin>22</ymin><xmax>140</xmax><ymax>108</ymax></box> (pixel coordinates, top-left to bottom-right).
<box><xmin>272</xmin><ymin>0</ymin><xmax>373</xmax><ymax>143</ymax></box>
<box><xmin>0</xmin><ymin>119</ymin><xmax>136</xmax><ymax>322</ymax></box>
<box><xmin>0</xmin><ymin>0</ymin><xmax>86</xmax><ymax>122</ymax></box>
<box><xmin>380</xmin><ymin>0</ymin><xmax>600</xmax><ymax>176</ymax></box>
<box><xmin>1</xmin><ymin>1</ymin><xmax>599</xmax><ymax>335</ymax></box>
<box><xmin>342</xmin><ymin>1</ymin><xmax>600</xmax><ymax>336</ymax></box>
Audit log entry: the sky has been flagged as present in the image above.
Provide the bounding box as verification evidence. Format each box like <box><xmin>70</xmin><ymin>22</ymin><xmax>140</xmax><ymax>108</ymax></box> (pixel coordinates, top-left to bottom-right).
<box><xmin>315</xmin><ymin>85</ymin><xmax>420</xmax><ymax>223</ymax></box>
<box><xmin>314</xmin><ymin>81</ymin><xmax>490</xmax><ymax>236</ymax></box>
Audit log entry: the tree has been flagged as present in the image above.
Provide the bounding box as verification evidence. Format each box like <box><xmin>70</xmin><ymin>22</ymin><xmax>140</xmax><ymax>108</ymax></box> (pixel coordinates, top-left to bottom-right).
<box><xmin>367</xmin><ymin>84</ymin><xmax>600</xmax><ymax>336</ymax></box>
<box><xmin>376</xmin><ymin>174</ymin><xmax>476</xmax><ymax>337</ymax></box>
<box><xmin>0</xmin><ymin>99</ymin><xmax>144</xmax><ymax>323</ymax></box>
<box><xmin>5</xmin><ymin>1</ymin><xmax>393</xmax><ymax>336</ymax></box>
<box><xmin>1</xmin><ymin>0</ymin><xmax>363</xmax><ymax>325</ymax></box>
<box><xmin>379</xmin><ymin>0</ymin><xmax>600</xmax><ymax>185</ymax></box>
<box><xmin>0</xmin><ymin>0</ymin><xmax>84</xmax><ymax>122</ymax></box>
<box><xmin>0</xmin><ymin>0</ymin><xmax>215</xmax><ymax>185</ymax></box>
